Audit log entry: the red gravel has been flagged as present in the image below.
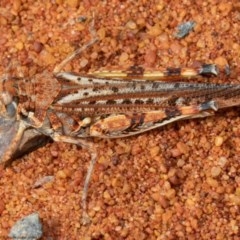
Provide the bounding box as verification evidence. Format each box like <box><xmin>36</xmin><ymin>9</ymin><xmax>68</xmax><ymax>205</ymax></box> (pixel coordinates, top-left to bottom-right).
<box><xmin>0</xmin><ymin>1</ymin><xmax>240</xmax><ymax>239</ymax></box>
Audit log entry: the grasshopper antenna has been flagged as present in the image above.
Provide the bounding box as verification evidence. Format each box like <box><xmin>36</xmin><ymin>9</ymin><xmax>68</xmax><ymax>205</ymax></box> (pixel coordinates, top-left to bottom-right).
<box><xmin>53</xmin><ymin>14</ymin><xmax>99</xmax><ymax>74</ymax></box>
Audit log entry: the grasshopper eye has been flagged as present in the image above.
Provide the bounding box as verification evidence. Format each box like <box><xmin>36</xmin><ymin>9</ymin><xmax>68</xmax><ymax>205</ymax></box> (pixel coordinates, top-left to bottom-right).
<box><xmin>6</xmin><ymin>101</ymin><xmax>17</xmax><ymax>118</ymax></box>
<box><xmin>0</xmin><ymin>99</ymin><xmax>16</xmax><ymax>119</ymax></box>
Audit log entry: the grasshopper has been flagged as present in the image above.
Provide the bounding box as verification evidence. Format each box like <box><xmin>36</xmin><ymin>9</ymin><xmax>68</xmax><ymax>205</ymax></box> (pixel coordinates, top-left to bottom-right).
<box><xmin>1</xmin><ymin>26</ymin><xmax>240</xmax><ymax>224</ymax></box>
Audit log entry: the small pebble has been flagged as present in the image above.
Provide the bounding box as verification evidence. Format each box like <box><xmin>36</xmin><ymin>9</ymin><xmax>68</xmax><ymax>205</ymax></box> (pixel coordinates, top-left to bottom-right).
<box><xmin>119</xmin><ymin>52</ymin><xmax>129</xmax><ymax>64</ymax></box>
<box><xmin>56</xmin><ymin>170</ymin><xmax>67</xmax><ymax>179</ymax></box>
<box><xmin>177</xmin><ymin>142</ymin><xmax>189</xmax><ymax>155</ymax></box>
<box><xmin>215</xmin><ymin>136</ymin><xmax>224</xmax><ymax>147</ymax></box>
<box><xmin>165</xmin><ymin>188</ymin><xmax>176</xmax><ymax>200</ymax></box>
<box><xmin>33</xmin><ymin>41</ymin><xmax>43</xmax><ymax>53</ymax></box>
<box><xmin>170</xmin><ymin>42</ymin><xmax>181</xmax><ymax>55</ymax></box>
<box><xmin>9</xmin><ymin>212</ymin><xmax>42</xmax><ymax>240</ymax></box>
<box><xmin>156</xmin><ymin>2</ymin><xmax>165</xmax><ymax>11</ymax></box>
<box><xmin>126</xmin><ymin>20</ymin><xmax>137</xmax><ymax>30</ymax></box>
<box><xmin>211</xmin><ymin>166</ymin><xmax>221</xmax><ymax>177</ymax></box>
<box><xmin>149</xmin><ymin>146</ymin><xmax>160</xmax><ymax>158</ymax></box>
<box><xmin>196</xmin><ymin>39</ymin><xmax>206</xmax><ymax>48</ymax></box>
<box><xmin>15</xmin><ymin>41</ymin><xmax>24</xmax><ymax>50</ymax></box>
<box><xmin>206</xmin><ymin>177</ymin><xmax>219</xmax><ymax>188</ymax></box>
<box><xmin>39</xmin><ymin>50</ymin><xmax>55</xmax><ymax>65</ymax></box>
<box><xmin>235</xmin><ymin>188</ymin><xmax>240</xmax><ymax>196</ymax></box>
<box><xmin>122</xmin><ymin>182</ymin><xmax>131</xmax><ymax>193</ymax></box>
<box><xmin>218</xmin><ymin>156</ymin><xmax>227</xmax><ymax>167</ymax></box>
<box><xmin>103</xmin><ymin>190</ymin><xmax>111</xmax><ymax>199</ymax></box>
<box><xmin>171</xmin><ymin>148</ymin><xmax>182</xmax><ymax>157</ymax></box>
<box><xmin>13</xmin><ymin>0</ymin><xmax>21</xmax><ymax>14</ymax></box>
<box><xmin>97</xmin><ymin>28</ymin><xmax>106</xmax><ymax>40</ymax></box>
<box><xmin>144</xmin><ymin>49</ymin><xmax>157</xmax><ymax>66</ymax></box>
<box><xmin>80</xmin><ymin>58</ymin><xmax>89</xmax><ymax>68</ymax></box>
<box><xmin>148</xmin><ymin>24</ymin><xmax>162</xmax><ymax>37</ymax></box>
<box><xmin>177</xmin><ymin>159</ymin><xmax>185</xmax><ymax>167</ymax></box>
<box><xmin>159</xmin><ymin>195</ymin><xmax>169</xmax><ymax>209</ymax></box>
<box><xmin>214</xmin><ymin>56</ymin><xmax>228</xmax><ymax>67</ymax></box>
<box><xmin>0</xmin><ymin>16</ymin><xmax>8</xmax><ymax>26</ymax></box>
<box><xmin>174</xmin><ymin>21</ymin><xmax>195</xmax><ymax>39</ymax></box>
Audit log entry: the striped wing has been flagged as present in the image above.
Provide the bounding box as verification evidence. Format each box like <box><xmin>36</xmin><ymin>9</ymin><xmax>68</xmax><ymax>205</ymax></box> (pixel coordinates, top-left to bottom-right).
<box><xmin>50</xmin><ymin>72</ymin><xmax>240</xmax><ymax>138</ymax></box>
